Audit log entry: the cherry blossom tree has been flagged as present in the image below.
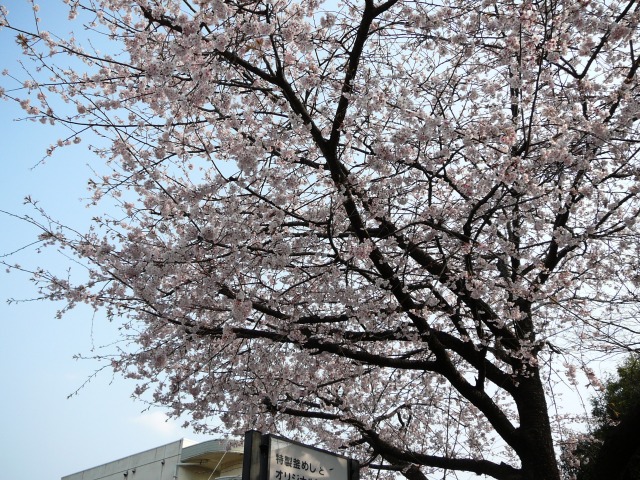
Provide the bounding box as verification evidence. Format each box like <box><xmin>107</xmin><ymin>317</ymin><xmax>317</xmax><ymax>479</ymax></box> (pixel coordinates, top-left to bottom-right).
<box><xmin>3</xmin><ymin>0</ymin><xmax>640</xmax><ymax>479</ymax></box>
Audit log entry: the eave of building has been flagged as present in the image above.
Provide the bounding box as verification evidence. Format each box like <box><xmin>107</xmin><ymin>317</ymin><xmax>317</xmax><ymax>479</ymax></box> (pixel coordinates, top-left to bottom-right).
<box><xmin>180</xmin><ymin>439</ymin><xmax>244</xmax><ymax>474</ymax></box>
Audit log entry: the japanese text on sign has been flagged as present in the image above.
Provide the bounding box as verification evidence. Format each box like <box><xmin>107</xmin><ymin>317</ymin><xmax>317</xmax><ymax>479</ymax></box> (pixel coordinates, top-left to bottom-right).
<box><xmin>268</xmin><ymin>437</ymin><xmax>349</xmax><ymax>480</ymax></box>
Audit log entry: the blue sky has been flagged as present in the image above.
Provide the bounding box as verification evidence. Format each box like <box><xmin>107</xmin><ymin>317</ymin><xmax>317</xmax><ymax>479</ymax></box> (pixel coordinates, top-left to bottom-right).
<box><xmin>0</xmin><ymin>3</ymin><xmax>213</xmax><ymax>480</ymax></box>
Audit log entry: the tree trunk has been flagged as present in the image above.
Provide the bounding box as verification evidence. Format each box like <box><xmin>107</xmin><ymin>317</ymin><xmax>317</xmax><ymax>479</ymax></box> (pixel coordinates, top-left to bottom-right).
<box><xmin>514</xmin><ymin>371</ymin><xmax>561</xmax><ymax>480</ymax></box>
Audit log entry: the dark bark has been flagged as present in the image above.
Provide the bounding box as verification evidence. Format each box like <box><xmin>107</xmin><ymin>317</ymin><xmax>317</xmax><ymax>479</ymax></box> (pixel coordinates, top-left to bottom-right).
<box><xmin>513</xmin><ymin>372</ymin><xmax>561</xmax><ymax>480</ymax></box>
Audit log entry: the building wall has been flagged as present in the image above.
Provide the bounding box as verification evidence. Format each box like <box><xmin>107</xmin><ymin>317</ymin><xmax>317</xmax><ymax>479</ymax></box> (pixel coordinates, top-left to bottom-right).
<box><xmin>62</xmin><ymin>440</ymin><xmax>196</xmax><ymax>480</ymax></box>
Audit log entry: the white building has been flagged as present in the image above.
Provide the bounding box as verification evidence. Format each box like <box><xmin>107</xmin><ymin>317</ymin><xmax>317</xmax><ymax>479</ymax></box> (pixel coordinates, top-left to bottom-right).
<box><xmin>61</xmin><ymin>439</ymin><xmax>244</xmax><ymax>480</ymax></box>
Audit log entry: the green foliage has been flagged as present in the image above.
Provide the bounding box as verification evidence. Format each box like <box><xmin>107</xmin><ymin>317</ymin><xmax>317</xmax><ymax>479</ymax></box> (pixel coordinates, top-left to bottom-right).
<box><xmin>565</xmin><ymin>355</ymin><xmax>640</xmax><ymax>480</ymax></box>
<box><xmin>592</xmin><ymin>356</ymin><xmax>640</xmax><ymax>425</ymax></box>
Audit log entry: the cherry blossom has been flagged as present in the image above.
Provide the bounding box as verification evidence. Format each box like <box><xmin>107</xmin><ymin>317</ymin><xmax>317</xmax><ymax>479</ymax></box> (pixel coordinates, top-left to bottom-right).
<box><xmin>3</xmin><ymin>1</ymin><xmax>640</xmax><ymax>479</ymax></box>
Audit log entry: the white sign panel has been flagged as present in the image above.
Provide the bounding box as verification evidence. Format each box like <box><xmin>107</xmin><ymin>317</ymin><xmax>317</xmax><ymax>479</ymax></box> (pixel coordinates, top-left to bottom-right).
<box><xmin>268</xmin><ymin>436</ymin><xmax>349</xmax><ymax>480</ymax></box>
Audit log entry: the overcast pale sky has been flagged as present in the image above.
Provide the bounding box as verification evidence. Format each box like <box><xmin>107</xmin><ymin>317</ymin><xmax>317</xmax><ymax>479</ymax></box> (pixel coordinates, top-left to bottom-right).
<box><xmin>0</xmin><ymin>3</ymin><xmax>214</xmax><ymax>480</ymax></box>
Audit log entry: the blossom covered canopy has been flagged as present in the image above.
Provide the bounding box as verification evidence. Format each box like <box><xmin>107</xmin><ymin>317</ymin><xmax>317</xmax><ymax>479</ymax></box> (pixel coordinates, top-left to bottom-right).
<box><xmin>3</xmin><ymin>0</ymin><xmax>640</xmax><ymax>479</ymax></box>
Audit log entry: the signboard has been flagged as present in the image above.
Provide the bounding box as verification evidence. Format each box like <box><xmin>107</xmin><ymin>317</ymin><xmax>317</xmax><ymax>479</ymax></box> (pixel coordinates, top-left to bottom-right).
<box><xmin>242</xmin><ymin>431</ymin><xmax>358</xmax><ymax>480</ymax></box>
<box><xmin>268</xmin><ymin>435</ymin><xmax>350</xmax><ymax>480</ymax></box>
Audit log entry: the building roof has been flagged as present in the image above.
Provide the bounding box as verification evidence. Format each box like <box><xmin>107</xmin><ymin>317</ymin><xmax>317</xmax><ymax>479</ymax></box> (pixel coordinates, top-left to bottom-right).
<box><xmin>61</xmin><ymin>438</ymin><xmax>243</xmax><ymax>480</ymax></box>
<box><xmin>181</xmin><ymin>438</ymin><xmax>244</xmax><ymax>473</ymax></box>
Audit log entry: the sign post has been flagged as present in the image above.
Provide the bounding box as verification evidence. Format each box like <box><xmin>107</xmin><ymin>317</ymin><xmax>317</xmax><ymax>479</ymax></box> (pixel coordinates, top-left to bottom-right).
<box><xmin>242</xmin><ymin>431</ymin><xmax>359</xmax><ymax>480</ymax></box>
